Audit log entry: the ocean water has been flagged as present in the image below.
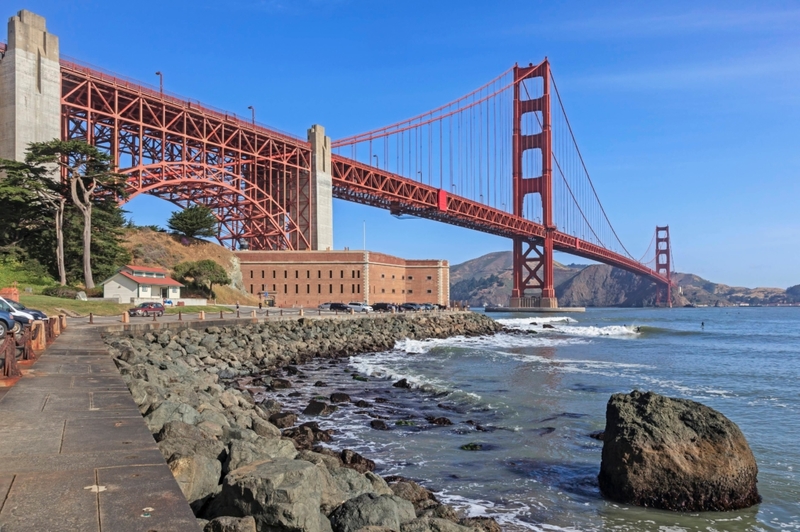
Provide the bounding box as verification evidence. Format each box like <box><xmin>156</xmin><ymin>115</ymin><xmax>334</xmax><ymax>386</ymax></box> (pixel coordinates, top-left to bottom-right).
<box><xmin>264</xmin><ymin>307</ymin><xmax>800</xmax><ymax>531</ymax></box>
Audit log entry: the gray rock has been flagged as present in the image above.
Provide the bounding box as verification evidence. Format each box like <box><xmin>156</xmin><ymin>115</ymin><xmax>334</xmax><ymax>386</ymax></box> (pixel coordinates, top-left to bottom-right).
<box><xmin>145</xmin><ymin>401</ymin><xmax>201</xmax><ymax>434</ymax></box>
<box><xmin>329</xmin><ymin>493</ymin><xmax>416</xmax><ymax>532</ymax></box>
<box><xmin>390</xmin><ymin>480</ymin><xmax>438</xmax><ymax>513</ymax></box>
<box><xmin>401</xmin><ymin>517</ymin><xmax>473</xmax><ymax>532</ymax></box>
<box><xmin>225</xmin><ymin>438</ymin><xmax>298</xmax><ymax>471</ymax></box>
<box><xmin>304</xmin><ymin>400</ymin><xmax>338</xmax><ymax>416</ymax></box>
<box><xmin>209</xmin><ymin>459</ymin><xmax>323</xmax><ymax>532</ymax></box>
<box><xmin>203</xmin><ymin>516</ymin><xmax>257</xmax><ymax>532</ymax></box>
<box><xmin>269</xmin><ymin>411</ymin><xmax>298</xmax><ymax>428</ymax></box>
<box><xmin>341</xmin><ymin>449</ymin><xmax>375</xmax><ymax>474</ymax></box>
<box><xmin>598</xmin><ymin>390</ymin><xmax>761</xmax><ymax>511</ymax></box>
<box><xmin>330</xmin><ymin>392</ymin><xmax>351</xmax><ymax>403</ymax></box>
<box><xmin>252</xmin><ymin>417</ymin><xmax>281</xmax><ymax>438</ymax></box>
<box><xmin>168</xmin><ymin>452</ymin><xmax>221</xmax><ymax>510</ymax></box>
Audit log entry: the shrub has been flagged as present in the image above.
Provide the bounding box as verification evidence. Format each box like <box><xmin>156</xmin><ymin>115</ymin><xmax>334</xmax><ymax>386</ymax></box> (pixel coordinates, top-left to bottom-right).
<box><xmin>42</xmin><ymin>285</ymin><xmax>79</xmax><ymax>299</ymax></box>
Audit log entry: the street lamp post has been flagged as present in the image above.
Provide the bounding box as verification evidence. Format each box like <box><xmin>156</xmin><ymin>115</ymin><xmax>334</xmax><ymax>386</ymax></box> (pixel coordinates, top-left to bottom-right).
<box><xmin>247</xmin><ymin>106</ymin><xmax>255</xmax><ymax>126</ymax></box>
<box><xmin>373</xmin><ymin>154</ymin><xmax>378</xmax><ymax>168</ymax></box>
<box><xmin>155</xmin><ymin>71</ymin><xmax>163</xmax><ymax>94</ymax></box>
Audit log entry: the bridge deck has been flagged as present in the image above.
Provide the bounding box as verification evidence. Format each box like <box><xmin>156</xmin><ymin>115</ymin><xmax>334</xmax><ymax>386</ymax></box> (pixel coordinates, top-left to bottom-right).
<box><xmin>0</xmin><ymin>328</ymin><xmax>198</xmax><ymax>531</ymax></box>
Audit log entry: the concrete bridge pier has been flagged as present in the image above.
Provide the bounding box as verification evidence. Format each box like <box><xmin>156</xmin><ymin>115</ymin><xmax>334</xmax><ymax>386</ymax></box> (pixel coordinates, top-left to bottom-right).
<box><xmin>0</xmin><ymin>10</ymin><xmax>60</xmax><ymax>162</ymax></box>
<box><xmin>308</xmin><ymin>124</ymin><xmax>333</xmax><ymax>251</ymax></box>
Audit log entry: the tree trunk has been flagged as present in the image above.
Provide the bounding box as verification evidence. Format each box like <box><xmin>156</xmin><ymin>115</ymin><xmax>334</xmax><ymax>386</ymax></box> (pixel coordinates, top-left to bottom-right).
<box><xmin>55</xmin><ymin>198</ymin><xmax>66</xmax><ymax>286</ymax></box>
<box><xmin>70</xmin><ymin>176</ymin><xmax>95</xmax><ymax>289</ymax></box>
<box><xmin>82</xmin><ymin>204</ymin><xmax>93</xmax><ymax>288</ymax></box>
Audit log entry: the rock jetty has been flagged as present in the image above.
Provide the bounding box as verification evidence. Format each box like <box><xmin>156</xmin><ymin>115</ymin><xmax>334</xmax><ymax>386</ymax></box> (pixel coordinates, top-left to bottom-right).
<box><xmin>106</xmin><ymin>313</ymin><xmax>503</xmax><ymax>532</ymax></box>
<box><xmin>598</xmin><ymin>390</ymin><xmax>761</xmax><ymax>512</ymax></box>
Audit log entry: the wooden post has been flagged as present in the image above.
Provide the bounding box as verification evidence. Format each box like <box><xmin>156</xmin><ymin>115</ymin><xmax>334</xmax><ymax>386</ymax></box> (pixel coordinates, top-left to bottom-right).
<box><xmin>122</xmin><ymin>312</ymin><xmax>129</xmax><ymax>324</ymax></box>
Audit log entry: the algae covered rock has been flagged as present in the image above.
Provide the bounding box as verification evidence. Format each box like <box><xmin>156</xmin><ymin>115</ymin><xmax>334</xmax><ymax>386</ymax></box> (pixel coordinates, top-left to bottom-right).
<box><xmin>598</xmin><ymin>390</ymin><xmax>761</xmax><ymax>511</ymax></box>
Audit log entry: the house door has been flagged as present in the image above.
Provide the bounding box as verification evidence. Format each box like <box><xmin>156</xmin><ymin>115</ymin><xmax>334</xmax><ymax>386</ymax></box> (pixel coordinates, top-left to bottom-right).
<box><xmin>161</xmin><ymin>288</ymin><xmax>169</xmax><ymax>299</ymax></box>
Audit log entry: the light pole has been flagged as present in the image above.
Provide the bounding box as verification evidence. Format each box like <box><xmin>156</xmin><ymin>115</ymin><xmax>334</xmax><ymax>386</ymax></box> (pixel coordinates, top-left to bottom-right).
<box><xmin>247</xmin><ymin>106</ymin><xmax>255</xmax><ymax>126</ymax></box>
<box><xmin>373</xmin><ymin>154</ymin><xmax>378</xmax><ymax>168</ymax></box>
<box><xmin>363</xmin><ymin>220</ymin><xmax>366</xmax><ymax>250</ymax></box>
<box><xmin>155</xmin><ymin>71</ymin><xmax>163</xmax><ymax>94</ymax></box>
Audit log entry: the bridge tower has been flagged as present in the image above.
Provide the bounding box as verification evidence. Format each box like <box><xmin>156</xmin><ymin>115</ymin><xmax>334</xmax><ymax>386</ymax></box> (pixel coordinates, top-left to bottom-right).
<box><xmin>655</xmin><ymin>225</ymin><xmax>672</xmax><ymax>307</ymax></box>
<box><xmin>510</xmin><ymin>60</ymin><xmax>557</xmax><ymax>309</ymax></box>
<box><xmin>0</xmin><ymin>10</ymin><xmax>60</xmax><ymax>162</ymax></box>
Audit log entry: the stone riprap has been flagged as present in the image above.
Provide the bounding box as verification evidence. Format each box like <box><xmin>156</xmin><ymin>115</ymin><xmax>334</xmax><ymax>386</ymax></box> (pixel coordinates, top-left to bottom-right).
<box><xmin>105</xmin><ymin>313</ymin><xmax>503</xmax><ymax>532</ymax></box>
<box><xmin>598</xmin><ymin>390</ymin><xmax>761</xmax><ymax>512</ymax></box>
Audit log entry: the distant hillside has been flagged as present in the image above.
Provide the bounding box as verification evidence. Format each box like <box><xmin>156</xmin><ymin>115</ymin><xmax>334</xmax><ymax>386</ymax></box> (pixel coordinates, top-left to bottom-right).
<box><xmin>121</xmin><ymin>228</ymin><xmax>257</xmax><ymax>304</ymax></box>
<box><xmin>450</xmin><ymin>251</ymin><xmax>797</xmax><ymax>307</ymax></box>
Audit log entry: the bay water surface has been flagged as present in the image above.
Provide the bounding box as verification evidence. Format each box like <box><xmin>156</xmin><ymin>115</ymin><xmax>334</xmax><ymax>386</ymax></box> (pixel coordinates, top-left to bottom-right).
<box><xmin>270</xmin><ymin>307</ymin><xmax>800</xmax><ymax>531</ymax></box>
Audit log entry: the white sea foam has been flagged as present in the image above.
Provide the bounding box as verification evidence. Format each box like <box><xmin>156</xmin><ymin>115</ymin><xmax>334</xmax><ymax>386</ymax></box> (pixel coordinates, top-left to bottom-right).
<box><xmin>394</xmin><ymin>334</ymin><xmax>584</xmax><ymax>355</ymax></box>
<box><xmin>497</xmin><ymin>317</ymin><xmax>579</xmax><ymax>327</ymax></box>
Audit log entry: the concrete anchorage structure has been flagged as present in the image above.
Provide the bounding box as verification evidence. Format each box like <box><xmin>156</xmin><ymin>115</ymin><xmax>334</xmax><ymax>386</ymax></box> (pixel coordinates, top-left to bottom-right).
<box><xmin>308</xmin><ymin>124</ymin><xmax>334</xmax><ymax>251</ymax></box>
<box><xmin>0</xmin><ymin>10</ymin><xmax>60</xmax><ymax>161</ymax></box>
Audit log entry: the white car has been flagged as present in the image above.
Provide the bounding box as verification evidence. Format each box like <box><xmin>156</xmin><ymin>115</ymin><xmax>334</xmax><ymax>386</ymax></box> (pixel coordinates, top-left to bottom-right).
<box><xmin>347</xmin><ymin>302</ymin><xmax>373</xmax><ymax>313</ymax></box>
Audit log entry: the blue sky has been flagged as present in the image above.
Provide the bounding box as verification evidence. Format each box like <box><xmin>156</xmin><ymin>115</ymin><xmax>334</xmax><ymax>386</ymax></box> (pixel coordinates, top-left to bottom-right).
<box><xmin>8</xmin><ymin>1</ymin><xmax>799</xmax><ymax>288</ymax></box>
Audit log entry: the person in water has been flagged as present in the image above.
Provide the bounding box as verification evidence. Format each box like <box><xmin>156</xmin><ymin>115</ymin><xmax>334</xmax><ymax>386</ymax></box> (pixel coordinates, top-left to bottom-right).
<box><xmin>702</xmin><ymin>321</ymin><xmax>705</xmax><ymax>329</ymax></box>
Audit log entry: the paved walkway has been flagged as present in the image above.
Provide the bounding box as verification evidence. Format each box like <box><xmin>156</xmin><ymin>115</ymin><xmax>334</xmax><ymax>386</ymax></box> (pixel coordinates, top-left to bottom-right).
<box><xmin>0</xmin><ymin>327</ymin><xmax>199</xmax><ymax>531</ymax></box>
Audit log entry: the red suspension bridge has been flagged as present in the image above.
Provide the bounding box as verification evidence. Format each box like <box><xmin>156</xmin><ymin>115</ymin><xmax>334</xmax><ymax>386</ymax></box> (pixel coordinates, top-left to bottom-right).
<box><xmin>1</xmin><ymin>29</ymin><xmax>673</xmax><ymax>307</ymax></box>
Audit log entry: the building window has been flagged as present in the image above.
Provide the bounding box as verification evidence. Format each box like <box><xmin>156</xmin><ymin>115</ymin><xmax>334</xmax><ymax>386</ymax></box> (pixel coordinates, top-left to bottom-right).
<box><xmin>340</xmin><ymin>270</ymin><xmax>344</xmax><ymax>278</ymax></box>
<box><xmin>408</xmin><ymin>276</ymin><xmax>413</xmax><ymax>280</ymax></box>
<box><xmin>352</xmin><ymin>271</ymin><xmax>355</xmax><ymax>278</ymax></box>
<box><xmin>427</xmin><ymin>276</ymin><xmax>432</xmax><ymax>280</ymax></box>
<box><xmin>295</xmin><ymin>270</ymin><xmax>299</xmax><ymax>279</ymax></box>
<box><xmin>329</xmin><ymin>284</ymin><xmax>333</xmax><ymax>294</ymax></box>
<box><xmin>284</xmin><ymin>284</ymin><xmax>288</xmax><ymax>293</ymax></box>
<box><xmin>261</xmin><ymin>270</ymin><xmax>265</xmax><ymax>279</ymax></box>
<box><xmin>392</xmin><ymin>275</ymin><xmax>395</xmax><ymax>279</ymax></box>
<box><xmin>250</xmin><ymin>284</ymin><xmax>253</xmax><ymax>293</ymax></box>
<box><xmin>295</xmin><ymin>284</ymin><xmax>299</xmax><ymax>294</ymax></box>
<box><xmin>318</xmin><ymin>284</ymin><xmax>321</xmax><ymax>294</ymax></box>
<box><xmin>272</xmin><ymin>284</ymin><xmax>276</xmax><ymax>292</ymax></box>
<box><xmin>273</xmin><ymin>271</ymin><xmax>276</xmax><ymax>278</ymax></box>
<box><xmin>357</xmin><ymin>285</ymin><xmax>360</xmax><ymax>294</ymax></box>
<box><xmin>284</xmin><ymin>271</ymin><xmax>287</xmax><ymax>279</ymax></box>
<box><xmin>249</xmin><ymin>271</ymin><xmax>253</xmax><ymax>278</ymax></box>
<box><xmin>352</xmin><ymin>284</ymin><xmax>355</xmax><ymax>294</ymax></box>
<box><xmin>402</xmin><ymin>276</ymin><xmax>405</xmax><ymax>280</ymax></box>
<box><xmin>427</xmin><ymin>289</ymin><xmax>432</xmax><ymax>294</ymax></box>
<box><xmin>329</xmin><ymin>270</ymin><xmax>333</xmax><ymax>278</ymax></box>
<box><xmin>382</xmin><ymin>288</ymin><xmax>385</xmax><ymax>293</ymax></box>
<box><xmin>358</xmin><ymin>271</ymin><xmax>361</xmax><ymax>278</ymax></box>
<box><xmin>307</xmin><ymin>284</ymin><xmax>310</xmax><ymax>294</ymax></box>
<box><xmin>261</xmin><ymin>284</ymin><xmax>265</xmax><ymax>291</ymax></box>
<box><xmin>340</xmin><ymin>284</ymin><xmax>344</xmax><ymax>293</ymax></box>
<box><xmin>408</xmin><ymin>290</ymin><xmax>412</xmax><ymax>294</ymax></box>
<box><xmin>381</xmin><ymin>274</ymin><xmax>385</xmax><ymax>279</ymax></box>
<box><xmin>307</xmin><ymin>270</ymin><xmax>310</xmax><ymax>278</ymax></box>
<box><xmin>392</xmin><ymin>289</ymin><xmax>395</xmax><ymax>294</ymax></box>
<box><xmin>318</xmin><ymin>270</ymin><xmax>321</xmax><ymax>278</ymax></box>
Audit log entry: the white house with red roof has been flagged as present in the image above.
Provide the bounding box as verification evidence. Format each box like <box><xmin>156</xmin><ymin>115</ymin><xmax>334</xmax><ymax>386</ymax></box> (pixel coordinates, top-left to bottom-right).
<box><xmin>102</xmin><ymin>264</ymin><xmax>183</xmax><ymax>303</ymax></box>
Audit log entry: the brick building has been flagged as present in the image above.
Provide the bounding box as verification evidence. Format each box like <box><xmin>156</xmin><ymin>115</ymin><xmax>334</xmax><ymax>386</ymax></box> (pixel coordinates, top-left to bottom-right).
<box><xmin>236</xmin><ymin>250</ymin><xmax>449</xmax><ymax>308</ymax></box>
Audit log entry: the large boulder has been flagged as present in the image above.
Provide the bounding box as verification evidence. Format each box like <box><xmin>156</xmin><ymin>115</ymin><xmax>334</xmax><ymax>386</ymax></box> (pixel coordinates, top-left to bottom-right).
<box><xmin>208</xmin><ymin>458</ymin><xmax>323</xmax><ymax>532</ymax></box>
<box><xmin>225</xmin><ymin>438</ymin><xmax>298</xmax><ymax>471</ymax></box>
<box><xmin>598</xmin><ymin>390</ymin><xmax>761</xmax><ymax>511</ymax></box>
<box><xmin>328</xmin><ymin>493</ymin><xmax>416</xmax><ymax>532</ymax></box>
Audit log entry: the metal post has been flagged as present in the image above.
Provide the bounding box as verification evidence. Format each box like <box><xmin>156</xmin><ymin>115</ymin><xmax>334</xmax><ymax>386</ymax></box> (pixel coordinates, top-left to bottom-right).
<box><xmin>178</xmin><ymin>311</ymin><xmax>182</xmax><ymax>321</ymax></box>
<box><xmin>89</xmin><ymin>313</ymin><xmax>94</xmax><ymax>324</ymax></box>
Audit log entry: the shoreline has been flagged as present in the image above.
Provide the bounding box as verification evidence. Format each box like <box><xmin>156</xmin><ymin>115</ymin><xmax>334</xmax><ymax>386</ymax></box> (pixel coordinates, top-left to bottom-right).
<box><xmin>106</xmin><ymin>312</ymin><xmax>506</xmax><ymax>532</ymax></box>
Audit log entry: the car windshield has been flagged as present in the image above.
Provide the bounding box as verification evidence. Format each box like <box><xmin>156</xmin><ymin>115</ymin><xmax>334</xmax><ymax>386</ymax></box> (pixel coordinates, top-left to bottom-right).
<box><xmin>7</xmin><ymin>300</ymin><xmax>25</xmax><ymax>310</ymax></box>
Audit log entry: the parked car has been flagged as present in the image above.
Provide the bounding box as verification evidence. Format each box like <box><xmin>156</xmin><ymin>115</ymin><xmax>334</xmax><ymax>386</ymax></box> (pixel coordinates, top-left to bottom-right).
<box><xmin>347</xmin><ymin>302</ymin><xmax>373</xmax><ymax>313</ymax></box>
<box><xmin>318</xmin><ymin>302</ymin><xmax>332</xmax><ymax>310</ymax></box>
<box><xmin>329</xmin><ymin>303</ymin><xmax>349</xmax><ymax>312</ymax></box>
<box><xmin>0</xmin><ymin>309</ymin><xmax>22</xmax><ymax>337</ymax></box>
<box><xmin>0</xmin><ymin>297</ymin><xmax>45</xmax><ymax>328</ymax></box>
<box><xmin>400</xmin><ymin>303</ymin><xmax>421</xmax><ymax>312</ymax></box>
<box><xmin>371</xmin><ymin>303</ymin><xmax>398</xmax><ymax>313</ymax></box>
<box><xmin>420</xmin><ymin>303</ymin><xmax>436</xmax><ymax>311</ymax></box>
<box><xmin>128</xmin><ymin>302</ymin><xmax>165</xmax><ymax>317</ymax></box>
